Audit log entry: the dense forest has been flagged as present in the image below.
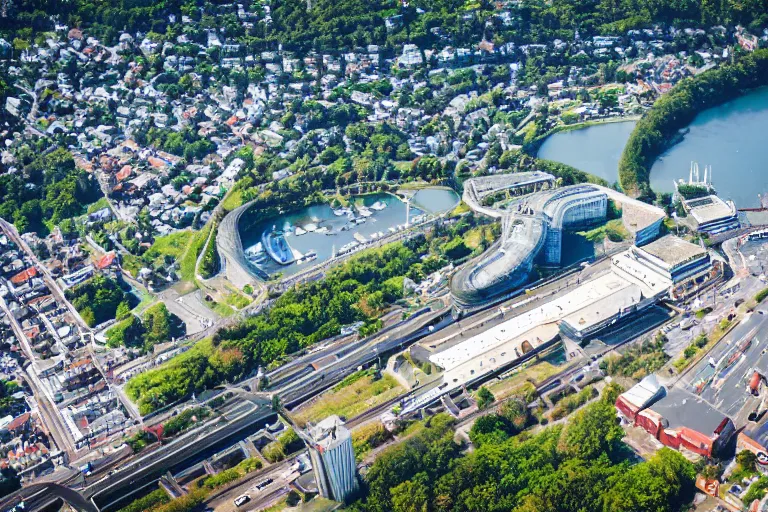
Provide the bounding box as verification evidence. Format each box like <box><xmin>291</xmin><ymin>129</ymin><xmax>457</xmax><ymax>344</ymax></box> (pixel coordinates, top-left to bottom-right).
<box><xmin>0</xmin><ymin>379</ymin><xmax>21</xmax><ymax>417</ymax></box>
<box><xmin>0</xmin><ymin>146</ymin><xmax>99</xmax><ymax>235</ymax></box>
<box><xmin>66</xmin><ymin>275</ymin><xmax>131</xmax><ymax>327</ymax></box>
<box><xmin>125</xmin><ymin>214</ymin><xmax>494</xmax><ymax>414</ymax></box>
<box><xmin>350</xmin><ymin>390</ymin><xmax>696</xmax><ymax>512</ymax></box>
<box><xmin>6</xmin><ymin>0</ymin><xmax>768</xmax><ymax>51</ymax></box>
<box><xmin>106</xmin><ymin>302</ymin><xmax>177</xmax><ymax>353</ymax></box>
<box><xmin>619</xmin><ymin>49</ymin><xmax>768</xmax><ymax>197</ymax></box>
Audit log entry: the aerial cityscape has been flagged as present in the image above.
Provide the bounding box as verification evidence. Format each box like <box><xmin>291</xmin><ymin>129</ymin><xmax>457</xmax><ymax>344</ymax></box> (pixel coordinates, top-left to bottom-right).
<box><xmin>5</xmin><ymin>1</ymin><xmax>768</xmax><ymax>512</ymax></box>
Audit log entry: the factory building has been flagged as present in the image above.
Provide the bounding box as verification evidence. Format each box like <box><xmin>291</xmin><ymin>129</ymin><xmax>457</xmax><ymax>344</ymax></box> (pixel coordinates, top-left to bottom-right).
<box><xmin>615</xmin><ymin>376</ymin><xmax>735</xmax><ymax>459</ymax></box>
<box><xmin>301</xmin><ymin>416</ymin><xmax>359</xmax><ymax>503</ymax></box>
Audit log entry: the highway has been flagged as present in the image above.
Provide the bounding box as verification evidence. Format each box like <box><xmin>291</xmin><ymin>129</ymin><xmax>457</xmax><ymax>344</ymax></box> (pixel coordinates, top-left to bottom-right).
<box><xmin>86</xmin><ymin>399</ymin><xmax>277</xmax><ymax>511</ymax></box>
<box><xmin>205</xmin><ymin>456</ymin><xmax>300</xmax><ymax>512</ymax></box>
<box><xmin>277</xmin><ymin>306</ymin><xmax>451</xmax><ymax>408</ymax></box>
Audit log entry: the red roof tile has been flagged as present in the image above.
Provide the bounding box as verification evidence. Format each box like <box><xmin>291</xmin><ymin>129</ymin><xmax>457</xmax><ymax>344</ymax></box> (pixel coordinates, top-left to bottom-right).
<box><xmin>96</xmin><ymin>251</ymin><xmax>117</xmax><ymax>270</ymax></box>
<box><xmin>10</xmin><ymin>267</ymin><xmax>37</xmax><ymax>285</ymax></box>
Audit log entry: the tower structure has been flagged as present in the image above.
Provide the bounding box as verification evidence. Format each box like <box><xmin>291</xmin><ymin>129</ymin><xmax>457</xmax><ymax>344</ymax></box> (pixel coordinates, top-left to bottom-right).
<box><xmin>299</xmin><ymin>416</ymin><xmax>358</xmax><ymax>502</ymax></box>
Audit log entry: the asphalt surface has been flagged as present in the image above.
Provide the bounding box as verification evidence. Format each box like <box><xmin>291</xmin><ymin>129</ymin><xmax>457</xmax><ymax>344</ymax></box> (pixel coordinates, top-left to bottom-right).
<box><xmin>679</xmin><ymin>312</ymin><xmax>768</xmax><ymax>433</ymax></box>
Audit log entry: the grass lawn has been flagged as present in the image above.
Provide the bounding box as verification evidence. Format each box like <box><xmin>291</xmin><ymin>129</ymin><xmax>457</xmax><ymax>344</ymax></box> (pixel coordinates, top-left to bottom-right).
<box><xmin>293</xmin><ymin>372</ymin><xmax>404</xmax><ymax>427</ymax></box>
<box><xmin>121</xmin><ymin>253</ymin><xmax>143</xmax><ymax>278</ymax></box>
<box><xmin>393</xmin><ymin>161</ymin><xmax>414</xmax><ymax>173</ymax></box>
<box><xmin>179</xmin><ymin>222</ymin><xmax>212</xmax><ymax>283</ymax></box>
<box><xmin>86</xmin><ymin>197</ymin><xmax>111</xmax><ymax>214</ymax></box>
<box><xmin>487</xmin><ymin>360</ymin><xmax>560</xmax><ymax>401</ymax></box>
<box><xmin>221</xmin><ymin>188</ymin><xmax>244</xmax><ymax>212</ymax></box>
<box><xmin>450</xmin><ymin>201</ymin><xmax>471</xmax><ymax>217</ymax></box>
<box><xmin>224</xmin><ymin>289</ymin><xmax>252</xmax><ymax>310</ymax></box>
<box><xmin>145</xmin><ymin>231</ymin><xmax>194</xmax><ymax>266</ymax></box>
<box><xmin>463</xmin><ymin>225</ymin><xmax>495</xmax><ymax>250</ymax></box>
<box><xmin>207</xmin><ymin>299</ymin><xmax>235</xmax><ymax>317</ymax></box>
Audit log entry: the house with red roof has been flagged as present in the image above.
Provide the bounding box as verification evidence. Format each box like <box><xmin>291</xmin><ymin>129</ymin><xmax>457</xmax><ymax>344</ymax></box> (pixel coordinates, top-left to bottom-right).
<box><xmin>10</xmin><ymin>267</ymin><xmax>37</xmax><ymax>285</ymax></box>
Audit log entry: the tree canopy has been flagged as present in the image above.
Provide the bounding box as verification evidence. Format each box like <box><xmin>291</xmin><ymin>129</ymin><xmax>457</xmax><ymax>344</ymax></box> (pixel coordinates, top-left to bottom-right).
<box><xmin>353</xmin><ymin>394</ymin><xmax>696</xmax><ymax>512</ymax></box>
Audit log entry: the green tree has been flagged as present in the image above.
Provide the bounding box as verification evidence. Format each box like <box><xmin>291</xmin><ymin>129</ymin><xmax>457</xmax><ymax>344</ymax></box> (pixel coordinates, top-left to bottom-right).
<box><xmin>476</xmin><ymin>386</ymin><xmax>494</xmax><ymax>409</ymax></box>
<box><xmin>391</xmin><ymin>472</ymin><xmax>429</xmax><ymax>512</ymax></box>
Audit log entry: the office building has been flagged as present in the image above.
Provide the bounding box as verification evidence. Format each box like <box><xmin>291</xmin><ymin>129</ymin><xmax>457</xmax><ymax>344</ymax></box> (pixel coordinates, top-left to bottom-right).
<box><xmin>303</xmin><ymin>416</ymin><xmax>358</xmax><ymax>503</ymax></box>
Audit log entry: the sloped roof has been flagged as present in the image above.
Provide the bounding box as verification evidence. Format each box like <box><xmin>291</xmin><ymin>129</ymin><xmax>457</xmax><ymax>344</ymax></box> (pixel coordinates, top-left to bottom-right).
<box><xmin>618</xmin><ymin>374</ymin><xmax>666</xmax><ymax>410</ymax></box>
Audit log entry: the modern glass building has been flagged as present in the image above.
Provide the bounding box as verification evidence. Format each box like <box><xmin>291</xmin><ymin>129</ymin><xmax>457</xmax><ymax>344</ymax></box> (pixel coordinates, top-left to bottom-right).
<box><xmin>302</xmin><ymin>416</ymin><xmax>358</xmax><ymax>503</ymax></box>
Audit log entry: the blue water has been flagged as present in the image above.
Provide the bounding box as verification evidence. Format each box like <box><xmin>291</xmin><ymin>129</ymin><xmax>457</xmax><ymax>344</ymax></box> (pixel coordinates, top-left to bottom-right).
<box><xmin>239</xmin><ymin>189</ymin><xmax>459</xmax><ymax>277</ymax></box>
<box><xmin>537</xmin><ymin>121</ymin><xmax>637</xmax><ymax>184</ymax></box>
<box><xmin>650</xmin><ymin>87</ymin><xmax>768</xmax><ymax>208</ymax></box>
<box><xmin>537</xmin><ymin>88</ymin><xmax>768</xmax><ymax>209</ymax></box>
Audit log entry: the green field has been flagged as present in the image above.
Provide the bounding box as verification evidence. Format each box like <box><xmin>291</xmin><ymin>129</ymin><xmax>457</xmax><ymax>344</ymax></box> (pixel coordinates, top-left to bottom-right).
<box><xmin>293</xmin><ymin>372</ymin><xmax>403</xmax><ymax>426</ymax></box>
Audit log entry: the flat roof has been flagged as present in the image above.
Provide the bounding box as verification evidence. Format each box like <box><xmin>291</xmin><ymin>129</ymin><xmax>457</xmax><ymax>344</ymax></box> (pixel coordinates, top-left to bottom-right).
<box><xmin>436</xmin><ymin>272</ymin><xmax>635</xmax><ymax>370</ymax></box>
<box><xmin>744</xmin><ymin>209</ymin><xmax>768</xmax><ymax>227</ymax></box>
<box><xmin>636</xmin><ymin>235</ymin><xmax>707</xmax><ymax>268</ymax></box>
<box><xmin>684</xmin><ymin>194</ymin><xmax>736</xmax><ymax>225</ymax></box>
<box><xmin>600</xmin><ymin>186</ymin><xmax>666</xmax><ymax>232</ymax></box>
<box><xmin>560</xmin><ymin>284</ymin><xmax>642</xmax><ymax>331</ymax></box>
<box><xmin>307</xmin><ymin>415</ymin><xmax>351</xmax><ymax>449</ymax></box>
<box><xmin>650</xmin><ymin>387</ymin><xmax>726</xmax><ymax>434</ymax></box>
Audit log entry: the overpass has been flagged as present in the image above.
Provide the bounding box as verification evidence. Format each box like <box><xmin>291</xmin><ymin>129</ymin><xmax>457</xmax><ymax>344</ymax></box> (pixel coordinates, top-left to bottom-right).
<box><xmin>0</xmin><ymin>483</ymin><xmax>97</xmax><ymax>512</ymax></box>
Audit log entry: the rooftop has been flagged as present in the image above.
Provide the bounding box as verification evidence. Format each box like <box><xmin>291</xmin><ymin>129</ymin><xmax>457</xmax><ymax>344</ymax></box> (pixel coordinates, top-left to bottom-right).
<box><xmin>618</xmin><ymin>374</ymin><xmax>665</xmax><ymax>410</ymax></box>
<box><xmin>684</xmin><ymin>194</ymin><xmax>736</xmax><ymax>225</ymax></box>
<box><xmin>307</xmin><ymin>415</ymin><xmax>351</xmax><ymax>450</ymax></box>
<box><xmin>636</xmin><ymin>235</ymin><xmax>707</xmax><ymax>268</ymax></box>
<box><xmin>650</xmin><ymin>386</ymin><xmax>727</xmax><ymax>434</ymax></box>
<box><xmin>560</xmin><ymin>284</ymin><xmax>642</xmax><ymax>332</ymax></box>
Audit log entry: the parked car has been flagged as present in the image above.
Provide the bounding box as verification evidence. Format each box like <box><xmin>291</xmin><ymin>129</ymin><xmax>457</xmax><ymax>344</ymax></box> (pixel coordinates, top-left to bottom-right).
<box><xmin>234</xmin><ymin>495</ymin><xmax>250</xmax><ymax>507</ymax></box>
<box><xmin>255</xmin><ymin>478</ymin><xmax>273</xmax><ymax>491</ymax></box>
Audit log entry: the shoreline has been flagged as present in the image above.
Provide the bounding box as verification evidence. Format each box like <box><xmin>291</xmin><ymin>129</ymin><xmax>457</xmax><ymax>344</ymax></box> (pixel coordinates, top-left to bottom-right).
<box><xmin>231</xmin><ymin>187</ymin><xmax>459</xmax><ymax>280</ymax></box>
<box><xmin>532</xmin><ymin>114</ymin><xmax>641</xmax><ymax>153</ymax></box>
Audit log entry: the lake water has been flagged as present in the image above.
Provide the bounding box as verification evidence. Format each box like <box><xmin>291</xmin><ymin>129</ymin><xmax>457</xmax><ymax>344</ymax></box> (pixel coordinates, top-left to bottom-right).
<box><xmin>650</xmin><ymin>87</ymin><xmax>768</xmax><ymax>208</ymax></box>
<box><xmin>537</xmin><ymin>88</ymin><xmax>768</xmax><ymax>208</ymax></box>
<box><xmin>239</xmin><ymin>189</ymin><xmax>460</xmax><ymax>277</ymax></box>
<box><xmin>537</xmin><ymin>120</ymin><xmax>637</xmax><ymax>183</ymax></box>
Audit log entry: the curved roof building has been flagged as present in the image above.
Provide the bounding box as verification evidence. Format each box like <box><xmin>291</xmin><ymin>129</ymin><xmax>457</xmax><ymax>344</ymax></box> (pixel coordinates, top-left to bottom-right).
<box><xmin>452</xmin><ymin>174</ymin><xmax>664</xmax><ymax>309</ymax></box>
<box><xmin>451</xmin><ymin>215</ymin><xmax>546</xmax><ymax>306</ymax></box>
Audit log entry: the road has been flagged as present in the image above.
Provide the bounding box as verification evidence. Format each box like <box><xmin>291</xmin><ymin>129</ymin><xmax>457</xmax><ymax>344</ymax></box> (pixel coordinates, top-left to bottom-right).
<box><xmin>0</xmin><ymin>220</ymin><xmax>140</xmax><ymax>423</ymax></box>
<box><xmin>0</xmin><ymin>292</ymin><xmax>78</xmax><ymax>457</ymax></box>
<box><xmin>679</xmin><ymin>311</ymin><xmax>768</xmax><ymax>434</ymax></box>
<box><xmin>0</xmin><ymin>218</ymin><xmax>92</xmax><ymax>332</ymax></box>
<box><xmin>277</xmin><ymin>306</ymin><xmax>450</xmax><ymax>408</ymax></box>
<box><xmin>87</xmin><ymin>398</ymin><xmax>276</xmax><ymax>511</ymax></box>
<box><xmin>205</xmin><ymin>457</ymin><xmax>299</xmax><ymax>512</ymax></box>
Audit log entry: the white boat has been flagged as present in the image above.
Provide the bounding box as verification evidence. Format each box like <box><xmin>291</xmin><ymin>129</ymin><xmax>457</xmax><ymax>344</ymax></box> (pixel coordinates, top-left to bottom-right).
<box><xmin>338</xmin><ymin>241</ymin><xmax>359</xmax><ymax>255</ymax></box>
<box><xmin>370</xmin><ymin>232</ymin><xmax>379</xmax><ymax>240</ymax></box>
<box><xmin>377</xmin><ymin>231</ymin><xmax>385</xmax><ymax>238</ymax></box>
<box><xmin>297</xmin><ymin>250</ymin><xmax>318</xmax><ymax>264</ymax></box>
<box><xmin>352</xmin><ymin>217</ymin><xmax>366</xmax><ymax>225</ymax></box>
<box><xmin>333</xmin><ymin>207</ymin><xmax>352</xmax><ymax>217</ymax></box>
<box><xmin>304</xmin><ymin>223</ymin><xmax>318</xmax><ymax>232</ymax></box>
<box><xmin>316</xmin><ymin>226</ymin><xmax>329</xmax><ymax>234</ymax></box>
<box><xmin>295</xmin><ymin>227</ymin><xmax>307</xmax><ymax>236</ymax></box>
<box><xmin>248</xmin><ymin>252</ymin><xmax>268</xmax><ymax>264</ymax></box>
<box><xmin>388</xmin><ymin>227</ymin><xmax>397</xmax><ymax>233</ymax></box>
<box><xmin>370</xmin><ymin>200</ymin><xmax>387</xmax><ymax>211</ymax></box>
<box><xmin>356</xmin><ymin>205</ymin><xmax>373</xmax><ymax>217</ymax></box>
